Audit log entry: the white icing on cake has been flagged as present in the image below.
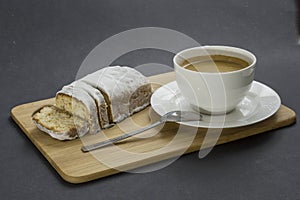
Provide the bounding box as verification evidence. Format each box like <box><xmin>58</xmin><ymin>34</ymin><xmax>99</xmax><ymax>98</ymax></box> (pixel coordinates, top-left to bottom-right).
<box><xmin>81</xmin><ymin>66</ymin><xmax>151</xmax><ymax>123</ymax></box>
<box><xmin>70</xmin><ymin>81</ymin><xmax>110</xmax><ymax>128</ymax></box>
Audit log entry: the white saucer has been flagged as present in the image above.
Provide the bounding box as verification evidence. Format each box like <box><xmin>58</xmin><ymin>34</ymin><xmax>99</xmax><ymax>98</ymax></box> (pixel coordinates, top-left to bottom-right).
<box><xmin>151</xmin><ymin>81</ymin><xmax>281</xmax><ymax>128</ymax></box>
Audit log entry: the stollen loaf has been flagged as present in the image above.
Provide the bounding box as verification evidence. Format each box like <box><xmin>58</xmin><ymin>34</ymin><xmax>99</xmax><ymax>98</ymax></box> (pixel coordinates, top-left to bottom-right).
<box><xmin>32</xmin><ymin>66</ymin><xmax>152</xmax><ymax>140</ymax></box>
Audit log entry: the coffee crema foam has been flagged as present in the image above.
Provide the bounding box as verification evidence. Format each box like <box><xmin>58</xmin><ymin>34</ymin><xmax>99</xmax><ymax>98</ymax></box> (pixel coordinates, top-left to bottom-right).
<box><xmin>180</xmin><ymin>55</ymin><xmax>249</xmax><ymax>73</ymax></box>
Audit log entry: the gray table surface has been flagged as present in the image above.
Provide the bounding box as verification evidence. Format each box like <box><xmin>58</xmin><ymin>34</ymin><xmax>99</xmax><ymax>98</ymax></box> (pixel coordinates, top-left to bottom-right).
<box><xmin>1</xmin><ymin>0</ymin><xmax>299</xmax><ymax>199</ymax></box>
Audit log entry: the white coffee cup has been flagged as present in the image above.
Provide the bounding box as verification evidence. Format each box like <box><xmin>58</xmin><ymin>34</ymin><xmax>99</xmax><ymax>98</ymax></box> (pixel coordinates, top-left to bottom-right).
<box><xmin>173</xmin><ymin>45</ymin><xmax>257</xmax><ymax>114</ymax></box>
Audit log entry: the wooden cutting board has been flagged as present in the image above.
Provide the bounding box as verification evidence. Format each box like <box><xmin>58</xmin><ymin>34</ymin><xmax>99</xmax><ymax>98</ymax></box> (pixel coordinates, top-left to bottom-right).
<box><xmin>11</xmin><ymin>72</ymin><xmax>296</xmax><ymax>184</ymax></box>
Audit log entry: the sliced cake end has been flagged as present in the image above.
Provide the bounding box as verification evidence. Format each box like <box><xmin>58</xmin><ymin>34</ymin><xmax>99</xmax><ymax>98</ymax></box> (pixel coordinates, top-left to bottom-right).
<box><xmin>32</xmin><ymin>105</ymin><xmax>89</xmax><ymax>140</ymax></box>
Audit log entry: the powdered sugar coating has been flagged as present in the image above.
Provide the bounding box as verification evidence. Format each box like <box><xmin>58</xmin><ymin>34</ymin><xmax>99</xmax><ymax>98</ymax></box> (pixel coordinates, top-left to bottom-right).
<box><xmin>81</xmin><ymin>66</ymin><xmax>151</xmax><ymax>122</ymax></box>
<box><xmin>70</xmin><ymin>81</ymin><xmax>110</xmax><ymax>128</ymax></box>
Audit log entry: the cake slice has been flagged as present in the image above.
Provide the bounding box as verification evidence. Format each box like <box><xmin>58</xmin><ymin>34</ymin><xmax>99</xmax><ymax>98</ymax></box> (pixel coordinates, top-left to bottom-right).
<box><xmin>32</xmin><ymin>105</ymin><xmax>89</xmax><ymax>140</ymax></box>
<box><xmin>81</xmin><ymin>66</ymin><xmax>152</xmax><ymax>123</ymax></box>
<box><xmin>56</xmin><ymin>85</ymin><xmax>101</xmax><ymax>135</ymax></box>
<box><xmin>69</xmin><ymin>81</ymin><xmax>110</xmax><ymax>128</ymax></box>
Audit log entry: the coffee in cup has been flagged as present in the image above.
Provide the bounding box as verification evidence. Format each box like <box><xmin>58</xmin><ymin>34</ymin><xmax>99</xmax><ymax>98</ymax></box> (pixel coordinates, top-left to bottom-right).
<box><xmin>173</xmin><ymin>46</ymin><xmax>256</xmax><ymax>115</ymax></box>
<box><xmin>181</xmin><ymin>55</ymin><xmax>249</xmax><ymax>73</ymax></box>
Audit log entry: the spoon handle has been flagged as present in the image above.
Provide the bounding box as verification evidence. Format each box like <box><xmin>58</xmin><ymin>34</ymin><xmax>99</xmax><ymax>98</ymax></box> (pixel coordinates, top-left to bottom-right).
<box><xmin>81</xmin><ymin>120</ymin><xmax>164</xmax><ymax>152</ymax></box>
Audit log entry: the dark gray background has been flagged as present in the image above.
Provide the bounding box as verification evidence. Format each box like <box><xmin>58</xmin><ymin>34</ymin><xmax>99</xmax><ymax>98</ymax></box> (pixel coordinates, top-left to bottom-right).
<box><xmin>1</xmin><ymin>0</ymin><xmax>299</xmax><ymax>199</ymax></box>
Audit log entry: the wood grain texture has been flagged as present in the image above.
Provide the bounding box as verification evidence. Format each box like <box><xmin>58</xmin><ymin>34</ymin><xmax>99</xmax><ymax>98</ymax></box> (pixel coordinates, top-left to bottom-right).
<box><xmin>11</xmin><ymin>72</ymin><xmax>296</xmax><ymax>183</ymax></box>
